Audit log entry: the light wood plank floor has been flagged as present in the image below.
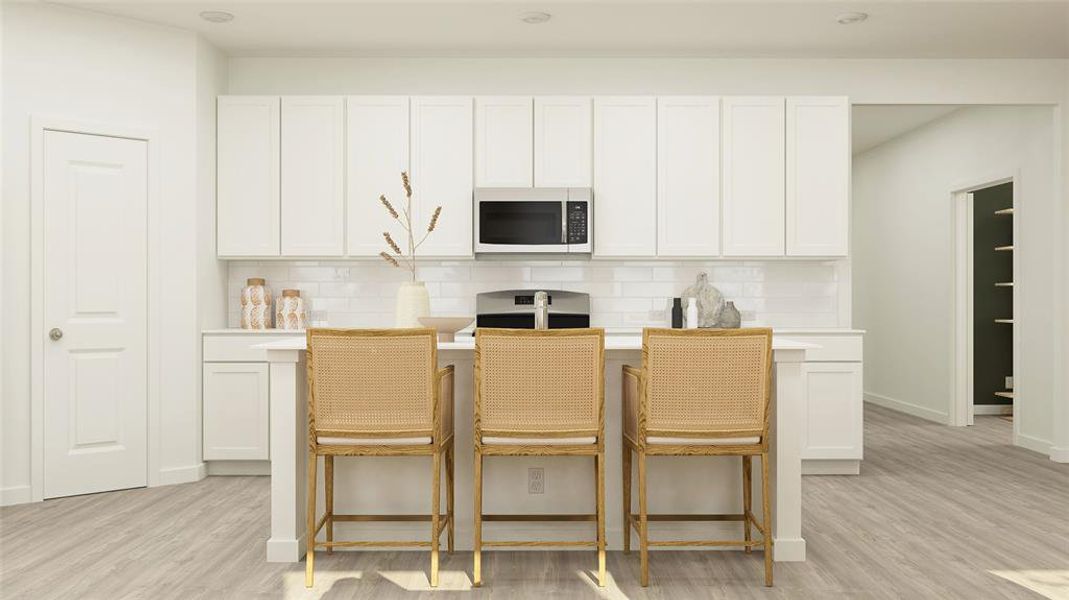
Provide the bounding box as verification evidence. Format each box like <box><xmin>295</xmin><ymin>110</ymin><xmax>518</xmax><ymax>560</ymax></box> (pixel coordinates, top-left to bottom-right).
<box><xmin>2</xmin><ymin>405</ymin><xmax>1066</xmax><ymax>599</ymax></box>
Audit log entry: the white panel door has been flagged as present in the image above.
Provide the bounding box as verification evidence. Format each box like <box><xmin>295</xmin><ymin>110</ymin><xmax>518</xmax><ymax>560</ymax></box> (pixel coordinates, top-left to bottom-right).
<box><xmin>475</xmin><ymin>96</ymin><xmax>532</xmax><ymax>188</ymax></box>
<box><xmin>534</xmin><ymin>96</ymin><xmax>592</xmax><ymax>187</ymax></box>
<box><xmin>722</xmin><ymin>96</ymin><xmax>786</xmax><ymax>256</ymax></box>
<box><xmin>203</xmin><ymin>363</ymin><xmax>269</xmax><ymax>461</ymax></box>
<box><xmin>801</xmin><ymin>362</ymin><xmax>863</xmax><ymax>460</ymax></box>
<box><xmin>217</xmin><ymin>96</ymin><xmax>280</xmax><ymax>256</ymax></box>
<box><xmin>411</xmin><ymin>96</ymin><xmax>474</xmax><ymax>257</ymax></box>
<box><xmin>281</xmin><ymin>96</ymin><xmax>344</xmax><ymax>256</ymax></box>
<box><xmin>593</xmin><ymin>97</ymin><xmax>657</xmax><ymax>257</ymax></box>
<box><xmin>42</xmin><ymin>130</ymin><xmax>148</xmax><ymax>499</ymax></box>
<box><xmin>786</xmin><ymin>96</ymin><xmax>850</xmax><ymax>256</ymax></box>
<box><xmin>347</xmin><ymin>96</ymin><xmax>410</xmax><ymax>257</ymax></box>
<box><xmin>657</xmin><ymin>96</ymin><xmax>721</xmax><ymax>257</ymax></box>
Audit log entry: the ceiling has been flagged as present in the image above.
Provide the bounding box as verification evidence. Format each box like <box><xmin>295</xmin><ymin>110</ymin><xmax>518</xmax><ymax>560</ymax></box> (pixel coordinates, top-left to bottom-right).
<box><xmin>851</xmin><ymin>105</ymin><xmax>962</xmax><ymax>154</ymax></box>
<box><xmin>49</xmin><ymin>1</ymin><xmax>1069</xmax><ymax>58</ymax></box>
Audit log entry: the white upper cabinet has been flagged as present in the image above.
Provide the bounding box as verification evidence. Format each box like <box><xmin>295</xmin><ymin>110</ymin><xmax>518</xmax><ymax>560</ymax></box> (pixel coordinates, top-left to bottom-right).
<box><xmin>534</xmin><ymin>96</ymin><xmax>592</xmax><ymax>187</ymax></box>
<box><xmin>280</xmin><ymin>96</ymin><xmax>344</xmax><ymax>256</ymax></box>
<box><xmin>657</xmin><ymin>97</ymin><xmax>721</xmax><ymax>257</ymax></box>
<box><xmin>721</xmin><ymin>96</ymin><xmax>786</xmax><ymax>257</ymax></box>
<box><xmin>593</xmin><ymin>97</ymin><xmax>657</xmax><ymax>257</ymax></box>
<box><xmin>347</xmin><ymin>96</ymin><xmax>410</xmax><ymax>257</ymax></box>
<box><xmin>410</xmin><ymin>96</ymin><xmax>474</xmax><ymax>257</ymax></box>
<box><xmin>475</xmin><ymin>96</ymin><xmax>533</xmax><ymax>188</ymax></box>
<box><xmin>217</xmin><ymin>96</ymin><xmax>280</xmax><ymax>257</ymax></box>
<box><xmin>786</xmin><ymin>96</ymin><xmax>850</xmax><ymax>256</ymax></box>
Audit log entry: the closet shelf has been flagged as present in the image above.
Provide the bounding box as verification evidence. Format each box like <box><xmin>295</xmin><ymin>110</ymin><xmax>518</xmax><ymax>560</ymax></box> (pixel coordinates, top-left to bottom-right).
<box><xmin>994</xmin><ymin>391</ymin><xmax>1015</xmax><ymax>400</ymax></box>
<box><xmin>994</xmin><ymin>208</ymin><xmax>1014</xmax><ymax>216</ymax></box>
<box><xmin>994</xmin><ymin>282</ymin><xmax>1014</xmax><ymax>287</ymax></box>
<box><xmin>994</xmin><ymin>245</ymin><xmax>1014</xmax><ymax>252</ymax></box>
<box><xmin>994</xmin><ymin>319</ymin><xmax>1014</xmax><ymax>324</ymax></box>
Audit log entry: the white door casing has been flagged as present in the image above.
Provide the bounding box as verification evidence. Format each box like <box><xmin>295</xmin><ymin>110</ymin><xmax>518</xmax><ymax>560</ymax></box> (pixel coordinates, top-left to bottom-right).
<box><xmin>41</xmin><ymin>130</ymin><xmax>148</xmax><ymax>499</ymax></box>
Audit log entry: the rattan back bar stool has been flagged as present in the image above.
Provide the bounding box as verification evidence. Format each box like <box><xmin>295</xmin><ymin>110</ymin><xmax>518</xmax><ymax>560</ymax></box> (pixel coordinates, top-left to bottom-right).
<box><xmin>472</xmin><ymin>327</ymin><xmax>606</xmax><ymax>587</ymax></box>
<box><xmin>304</xmin><ymin>328</ymin><xmax>455</xmax><ymax>588</ymax></box>
<box><xmin>622</xmin><ymin>327</ymin><xmax>774</xmax><ymax>587</ymax></box>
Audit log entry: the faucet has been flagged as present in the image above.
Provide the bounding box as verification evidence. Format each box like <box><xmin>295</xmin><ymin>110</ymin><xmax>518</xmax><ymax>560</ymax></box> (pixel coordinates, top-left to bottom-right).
<box><xmin>534</xmin><ymin>291</ymin><xmax>549</xmax><ymax>330</ymax></box>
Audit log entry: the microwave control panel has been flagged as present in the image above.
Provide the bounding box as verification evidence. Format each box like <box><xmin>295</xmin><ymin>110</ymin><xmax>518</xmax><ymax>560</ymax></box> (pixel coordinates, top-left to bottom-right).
<box><xmin>567</xmin><ymin>202</ymin><xmax>588</xmax><ymax>244</ymax></box>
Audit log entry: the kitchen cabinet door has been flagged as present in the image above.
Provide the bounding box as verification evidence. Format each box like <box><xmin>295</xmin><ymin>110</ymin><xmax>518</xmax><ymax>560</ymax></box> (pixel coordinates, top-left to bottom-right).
<box><xmin>800</xmin><ymin>362</ymin><xmax>863</xmax><ymax>460</ymax></box>
<box><xmin>721</xmin><ymin>96</ymin><xmax>786</xmax><ymax>257</ymax></box>
<box><xmin>411</xmin><ymin>96</ymin><xmax>474</xmax><ymax>257</ymax></box>
<box><xmin>787</xmin><ymin>96</ymin><xmax>850</xmax><ymax>256</ymax></box>
<box><xmin>281</xmin><ymin>96</ymin><xmax>344</xmax><ymax>256</ymax></box>
<box><xmin>217</xmin><ymin>96</ymin><xmax>280</xmax><ymax>257</ymax></box>
<box><xmin>475</xmin><ymin>96</ymin><xmax>533</xmax><ymax>188</ymax></box>
<box><xmin>535</xmin><ymin>96</ymin><xmax>592</xmax><ymax>187</ymax></box>
<box><xmin>657</xmin><ymin>96</ymin><xmax>721</xmax><ymax>257</ymax></box>
<box><xmin>347</xmin><ymin>96</ymin><xmax>410</xmax><ymax>256</ymax></box>
<box><xmin>592</xmin><ymin>97</ymin><xmax>657</xmax><ymax>257</ymax></box>
<box><xmin>203</xmin><ymin>362</ymin><xmax>269</xmax><ymax>461</ymax></box>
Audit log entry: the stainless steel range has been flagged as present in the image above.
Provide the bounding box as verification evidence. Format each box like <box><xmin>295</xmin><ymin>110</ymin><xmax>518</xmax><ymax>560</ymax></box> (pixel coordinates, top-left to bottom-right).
<box><xmin>475</xmin><ymin>289</ymin><xmax>591</xmax><ymax>329</ymax></box>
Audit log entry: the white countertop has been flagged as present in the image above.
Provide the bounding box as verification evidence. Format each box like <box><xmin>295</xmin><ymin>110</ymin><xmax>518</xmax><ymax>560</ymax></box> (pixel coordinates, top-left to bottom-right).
<box><xmin>254</xmin><ymin>333</ymin><xmax>816</xmax><ymax>352</ymax></box>
<box><xmin>208</xmin><ymin>326</ymin><xmax>863</xmax><ymax>337</ymax></box>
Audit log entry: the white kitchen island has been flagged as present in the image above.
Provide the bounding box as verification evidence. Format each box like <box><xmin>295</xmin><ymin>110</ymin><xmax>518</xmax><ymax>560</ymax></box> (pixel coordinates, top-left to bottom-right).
<box><xmin>258</xmin><ymin>334</ymin><xmax>813</xmax><ymax>564</ymax></box>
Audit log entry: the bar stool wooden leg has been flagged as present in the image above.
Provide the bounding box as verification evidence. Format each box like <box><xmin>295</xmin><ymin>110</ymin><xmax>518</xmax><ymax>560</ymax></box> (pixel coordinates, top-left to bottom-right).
<box><xmin>742</xmin><ymin>455</ymin><xmax>752</xmax><ymax>554</ymax></box>
<box><xmin>325</xmin><ymin>456</ymin><xmax>334</xmax><ymax>555</ymax></box>
<box><xmin>638</xmin><ymin>450</ymin><xmax>649</xmax><ymax>587</ymax></box>
<box><xmin>305</xmin><ymin>451</ymin><xmax>317</xmax><ymax>588</ymax></box>
<box><xmin>446</xmin><ymin>444</ymin><xmax>455</xmax><ymax>554</ymax></box>
<box><xmin>473</xmin><ymin>450</ymin><xmax>483</xmax><ymax>587</ymax></box>
<box><xmin>431</xmin><ymin>451</ymin><xmax>441</xmax><ymax>587</ymax></box>
<box><xmin>596</xmin><ymin>451</ymin><xmax>606</xmax><ymax>587</ymax></box>
<box><xmin>761</xmin><ymin>452</ymin><xmax>773</xmax><ymax>587</ymax></box>
<box><xmin>622</xmin><ymin>442</ymin><xmax>632</xmax><ymax>554</ymax></box>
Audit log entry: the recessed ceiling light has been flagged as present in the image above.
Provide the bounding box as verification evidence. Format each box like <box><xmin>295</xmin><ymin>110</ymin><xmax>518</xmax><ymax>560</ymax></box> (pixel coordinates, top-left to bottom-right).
<box><xmin>836</xmin><ymin>12</ymin><xmax>868</xmax><ymax>25</ymax></box>
<box><xmin>520</xmin><ymin>11</ymin><xmax>552</xmax><ymax>25</ymax></box>
<box><xmin>199</xmin><ymin>10</ymin><xmax>235</xmax><ymax>24</ymax></box>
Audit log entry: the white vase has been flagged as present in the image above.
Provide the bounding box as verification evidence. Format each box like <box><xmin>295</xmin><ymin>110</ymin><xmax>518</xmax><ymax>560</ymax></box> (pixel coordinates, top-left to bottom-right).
<box><xmin>395</xmin><ymin>281</ymin><xmax>430</xmax><ymax>328</ymax></box>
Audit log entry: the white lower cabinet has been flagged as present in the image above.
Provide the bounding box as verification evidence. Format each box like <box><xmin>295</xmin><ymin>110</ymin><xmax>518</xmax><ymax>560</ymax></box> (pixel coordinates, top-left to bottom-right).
<box><xmin>203</xmin><ymin>362</ymin><xmax>269</xmax><ymax>461</ymax></box>
<box><xmin>791</xmin><ymin>332</ymin><xmax>864</xmax><ymax>475</ymax></box>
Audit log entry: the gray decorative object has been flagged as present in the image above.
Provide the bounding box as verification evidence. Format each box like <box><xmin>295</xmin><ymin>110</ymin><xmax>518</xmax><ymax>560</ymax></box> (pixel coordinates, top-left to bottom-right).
<box><xmin>718</xmin><ymin>301</ymin><xmax>742</xmax><ymax>328</ymax></box>
<box><xmin>681</xmin><ymin>272</ymin><xmax>724</xmax><ymax>328</ymax></box>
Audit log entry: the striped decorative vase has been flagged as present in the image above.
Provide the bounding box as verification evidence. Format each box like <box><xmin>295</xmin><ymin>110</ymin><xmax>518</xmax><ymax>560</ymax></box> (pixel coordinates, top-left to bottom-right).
<box><xmin>240</xmin><ymin>278</ymin><xmax>273</xmax><ymax>329</ymax></box>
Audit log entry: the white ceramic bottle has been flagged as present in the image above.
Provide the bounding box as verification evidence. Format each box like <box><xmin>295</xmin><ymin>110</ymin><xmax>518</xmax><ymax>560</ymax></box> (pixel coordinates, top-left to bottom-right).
<box><xmin>685</xmin><ymin>297</ymin><xmax>699</xmax><ymax>329</ymax></box>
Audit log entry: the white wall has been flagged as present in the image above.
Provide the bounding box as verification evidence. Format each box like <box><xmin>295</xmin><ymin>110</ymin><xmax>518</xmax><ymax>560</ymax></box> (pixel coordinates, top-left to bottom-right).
<box><xmin>852</xmin><ymin>106</ymin><xmax>1057</xmax><ymax>452</ymax></box>
<box><xmin>1</xmin><ymin>4</ymin><xmax>207</xmax><ymax>502</ymax></box>
<box><xmin>195</xmin><ymin>38</ymin><xmax>228</xmax><ymax>473</ymax></box>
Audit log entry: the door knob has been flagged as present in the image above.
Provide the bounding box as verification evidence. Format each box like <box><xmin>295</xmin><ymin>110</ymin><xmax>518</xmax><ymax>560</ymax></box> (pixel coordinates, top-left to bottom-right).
<box><xmin>49</xmin><ymin>328</ymin><xmax>63</xmax><ymax>341</ymax></box>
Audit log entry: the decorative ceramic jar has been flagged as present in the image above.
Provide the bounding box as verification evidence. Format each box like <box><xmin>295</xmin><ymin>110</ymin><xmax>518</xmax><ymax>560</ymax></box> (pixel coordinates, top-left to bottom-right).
<box><xmin>395</xmin><ymin>281</ymin><xmax>430</xmax><ymax>328</ymax></box>
<box><xmin>240</xmin><ymin>278</ymin><xmax>272</xmax><ymax>329</ymax></box>
<box><xmin>275</xmin><ymin>289</ymin><xmax>307</xmax><ymax>331</ymax></box>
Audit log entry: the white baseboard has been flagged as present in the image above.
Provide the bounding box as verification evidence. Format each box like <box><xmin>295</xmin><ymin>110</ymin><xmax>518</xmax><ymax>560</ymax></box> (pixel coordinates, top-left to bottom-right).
<box><xmin>1014</xmin><ymin>432</ymin><xmax>1052</xmax><ymax>456</ymax></box>
<box><xmin>974</xmin><ymin>404</ymin><xmax>1013</xmax><ymax>416</ymax></box>
<box><xmin>864</xmin><ymin>392</ymin><xmax>948</xmax><ymax>424</ymax></box>
<box><xmin>157</xmin><ymin>463</ymin><xmax>207</xmax><ymax>486</ymax></box>
<box><xmin>802</xmin><ymin>459</ymin><xmax>860</xmax><ymax>475</ymax></box>
<box><xmin>1049</xmin><ymin>446</ymin><xmax>1069</xmax><ymax>463</ymax></box>
<box><xmin>0</xmin><ymin>485</ymin><xmax>32</xmax><ymax>507</ymax></box>
<box><xmin>207</xmin><ymin>460</ymin><xmax>270</xmax><ymax>476</ymax></box>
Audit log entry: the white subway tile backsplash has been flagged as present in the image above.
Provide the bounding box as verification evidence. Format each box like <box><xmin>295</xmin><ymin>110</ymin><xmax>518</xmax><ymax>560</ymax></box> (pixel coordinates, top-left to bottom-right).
<box><xmin>226</xmin><ymin>259</ymin><xmax>845</xmax><ymax>329</ymax></box>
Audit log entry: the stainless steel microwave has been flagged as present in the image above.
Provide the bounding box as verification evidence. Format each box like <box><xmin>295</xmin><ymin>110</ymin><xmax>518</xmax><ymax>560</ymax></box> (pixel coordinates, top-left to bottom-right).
<box><xmin>474</xmin><ymin>188</ymin><xmax>592</xmax><ymax>255</ymax></box>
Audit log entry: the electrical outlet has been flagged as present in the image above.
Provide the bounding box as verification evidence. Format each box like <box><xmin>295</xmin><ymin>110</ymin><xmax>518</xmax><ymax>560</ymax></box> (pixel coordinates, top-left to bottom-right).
<box><xmin>1005</xmin><ymin>376</ymin><xmax>1014</xmax><ymax>389</ymax></box>
<box><xmin>528</xmin><ymin>467</ymin><xmax>545</xmax><ymax>494</ymax></box>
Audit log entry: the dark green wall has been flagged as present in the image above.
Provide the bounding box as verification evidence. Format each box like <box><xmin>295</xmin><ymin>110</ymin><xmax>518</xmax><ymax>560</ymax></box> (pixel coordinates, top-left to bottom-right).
<box><xmin>973</xmin><ymin>182</ymin><xmax>1013</xmax><ymax>406</ymax></box>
